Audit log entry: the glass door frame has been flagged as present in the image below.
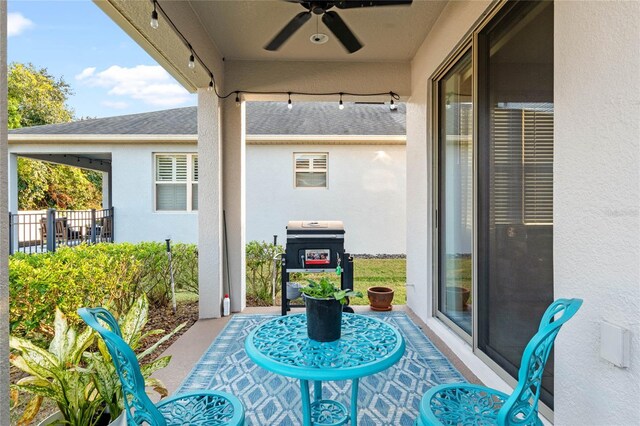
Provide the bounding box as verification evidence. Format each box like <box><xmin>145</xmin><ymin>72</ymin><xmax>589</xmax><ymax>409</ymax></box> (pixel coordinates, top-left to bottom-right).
<box><xmin>430</xmin><ymin>0</ymin><xmax>555</xmax><ymax>421</ymax></box>
<box><xmin>431</xmin><ymin>40</ymin><xmax>475</xmax><ymax>345</ymax></box>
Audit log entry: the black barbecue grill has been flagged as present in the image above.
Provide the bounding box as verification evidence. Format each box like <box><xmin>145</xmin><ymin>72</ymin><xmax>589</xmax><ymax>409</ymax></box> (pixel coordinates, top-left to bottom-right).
<box><xmin>281</xmin><ymin>221</ymin><xmax>354</xmax><ymax>315</ymax></box>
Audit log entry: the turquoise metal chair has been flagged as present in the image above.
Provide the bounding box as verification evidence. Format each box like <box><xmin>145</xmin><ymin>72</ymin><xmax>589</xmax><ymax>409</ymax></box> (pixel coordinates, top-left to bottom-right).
<box><xmin>78</xmin><ymin>307</ymin><xmax>245</xmax><ymax>426</ymax></box>
<box><xmin>416</xmin><ymin>298</ymin><xmax>583</xmax><ymax>426</ymax></box>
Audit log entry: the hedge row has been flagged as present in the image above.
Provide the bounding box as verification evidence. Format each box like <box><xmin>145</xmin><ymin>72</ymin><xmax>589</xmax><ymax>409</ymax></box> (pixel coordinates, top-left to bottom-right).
<box><xmin>9</xmin><ymin>242</ymin><xmax>197</xmax><ymax>342</ymax></box>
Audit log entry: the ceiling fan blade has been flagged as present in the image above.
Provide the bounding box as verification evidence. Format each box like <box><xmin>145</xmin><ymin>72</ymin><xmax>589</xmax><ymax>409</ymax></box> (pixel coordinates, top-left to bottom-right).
<box><xmin>335</xmin><ymin>0</ymin><xmax>413</xmax><ymax>9</ymax></box>
<box><xmin>265</xmin><ymin>11</ymin><xmax>312</xmax><ymax>51</ymax></box>
<box><xmin>322</xmin><ymin>11</ymin><xmax>363</xmax><ymax>53</ymax></box>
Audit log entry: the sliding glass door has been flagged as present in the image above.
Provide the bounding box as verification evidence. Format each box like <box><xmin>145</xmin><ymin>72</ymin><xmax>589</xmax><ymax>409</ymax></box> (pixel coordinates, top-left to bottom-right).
<box><xmin>477</xmin><ymin>0</ymin><xmax>555</xmax><ymax>407</ymax></box>
<box><xmin>434</xmin><ymin>0</ymin><xmax>555</xmax><ymax>409</ymax></box>
<box><xmin>436</xmin><ymin>50</ymin><xmax>473</xmax><ymax>336</ymax></box>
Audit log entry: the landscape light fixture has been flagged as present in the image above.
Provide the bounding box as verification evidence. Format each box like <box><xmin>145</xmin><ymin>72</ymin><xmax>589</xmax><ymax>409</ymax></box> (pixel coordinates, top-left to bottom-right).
<box><xmin>150</xmin><ymin>1</ymin><xmax>159</xmax><ymax>29</ymax></box>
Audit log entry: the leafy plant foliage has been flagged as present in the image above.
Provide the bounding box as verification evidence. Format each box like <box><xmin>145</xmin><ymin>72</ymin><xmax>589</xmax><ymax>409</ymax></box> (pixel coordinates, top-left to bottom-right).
<box><xmin>9</xmin><ymin>243</ymin><xmax>198</xmax><ymax>343</ymax></box>
<box><xmin>245</xmin><ymin>240</ymin><xmax>283</xmax><ymax>306</ymax></box>
<box><xmin>10</xmin><ymin>294</ymin><xmax>181</xmax><ymax>425</ymax></box>
<box><xmin>300</xmin><ymin>277</ymin><xmax>363</xmax><ymax>305</ymax></box>
<box><xmin>8</xmin><ymin>62</ymin><xmax>103</xmax><ymax>210</ymax></box>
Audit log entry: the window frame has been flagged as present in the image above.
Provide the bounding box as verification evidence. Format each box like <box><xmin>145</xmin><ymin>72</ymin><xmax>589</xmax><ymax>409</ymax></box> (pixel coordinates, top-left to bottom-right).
<box><xmin>153</xmin><ymin>153</ymin><xmax>198</xmax><ymax>213</ymax></box>
<box><xmin>293</xmin><ymin>152</ymin><xmax>329</xmax><ymax>189</ymax></box>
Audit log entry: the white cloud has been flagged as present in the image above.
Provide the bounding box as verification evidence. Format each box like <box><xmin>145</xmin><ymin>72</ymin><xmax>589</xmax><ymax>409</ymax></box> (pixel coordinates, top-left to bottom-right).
<box><xmin>8</xmin><ymin>13</ymin><xmax>34</xmax><ymax>37</ymax></box>
<box><xmin>101</xmin><ymin>101</ymin><xmax>129</xmax><ymax>110</ymax></box>
<box><xmin>75</xmin><ymin>67</ymin><xmax>96</xmax><ymax>80</ymax></box>
<box><xmin>76</xmin><ymin>65</ymin><xmax>191</xmax><ymax>107</ymax></box>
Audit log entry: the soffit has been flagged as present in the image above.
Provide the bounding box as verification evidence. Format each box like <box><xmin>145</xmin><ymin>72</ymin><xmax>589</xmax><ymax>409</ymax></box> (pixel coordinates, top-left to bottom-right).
<box><xmin>183</xmin><ymin>0</ymin><xmax>447</xmax><ymax>61</ymax></box>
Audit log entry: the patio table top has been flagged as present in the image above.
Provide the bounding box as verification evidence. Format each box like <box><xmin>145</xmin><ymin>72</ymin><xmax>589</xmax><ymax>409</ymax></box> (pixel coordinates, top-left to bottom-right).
<box><xmin>244</xmin><ymin>313</ymin><xmax>405</xmax><ymax>382</ymax></box>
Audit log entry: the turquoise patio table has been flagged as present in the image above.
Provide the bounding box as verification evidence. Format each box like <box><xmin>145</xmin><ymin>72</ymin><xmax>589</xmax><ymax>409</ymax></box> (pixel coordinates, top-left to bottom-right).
<box><xmin>244</xmin><ymin>313</ymin><xmax>405</xmax><ymax>426</ymax></box>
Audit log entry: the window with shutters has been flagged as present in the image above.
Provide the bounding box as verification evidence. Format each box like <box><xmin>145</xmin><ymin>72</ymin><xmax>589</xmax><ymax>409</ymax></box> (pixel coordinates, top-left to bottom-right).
<box><xmin>154</xmin><ymin>153</ymin><xmax>198</xmax><ymax>211</ymax></box>
<box><xmin>294</xmin><ymin>153</ymin><xmax>328</xmax><ymax>188</ymax></box>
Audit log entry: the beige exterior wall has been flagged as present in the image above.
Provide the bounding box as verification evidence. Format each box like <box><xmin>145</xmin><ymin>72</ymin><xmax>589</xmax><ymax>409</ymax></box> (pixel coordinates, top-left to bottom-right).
<box><xmin>554</xmin><ymin>1</ymin><xmax>640</xmax><ymax>424</ymax></box>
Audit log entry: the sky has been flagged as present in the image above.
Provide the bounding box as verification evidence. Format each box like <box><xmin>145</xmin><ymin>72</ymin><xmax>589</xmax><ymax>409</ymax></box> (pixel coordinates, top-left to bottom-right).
<box><xmin>7</xmin><ymin>0</ymin><xmax>197</xmax><ymax>119</ymax></box>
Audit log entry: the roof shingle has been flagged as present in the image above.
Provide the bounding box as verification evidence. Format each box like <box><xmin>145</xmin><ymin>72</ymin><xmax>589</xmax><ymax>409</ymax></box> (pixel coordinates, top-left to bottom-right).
<box><xmin>9</xmin><ymin>102</ymin><xmax>406</xmax><ymax>136</ymax></box>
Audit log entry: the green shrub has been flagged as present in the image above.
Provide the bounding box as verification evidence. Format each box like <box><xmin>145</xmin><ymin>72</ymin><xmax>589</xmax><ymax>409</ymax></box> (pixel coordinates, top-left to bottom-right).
<box><xmin>9</xmin><ymin>244</ymin><xmax>140</xmax><ymax>342</ymax></box>
<box><xmin>246</xmin><ymin>240</ymin><xmax>283</xmax><ymax>306</ymax></box>
<box><xmin>8</xmin><ymin>242</ymin><xmax>198</xmax><ymax>343</ymax></box>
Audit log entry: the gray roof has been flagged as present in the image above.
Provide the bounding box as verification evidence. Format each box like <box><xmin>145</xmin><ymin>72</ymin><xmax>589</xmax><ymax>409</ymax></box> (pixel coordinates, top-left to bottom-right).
<box><xmin>10</xmin><ymin>107</ymin><xmax>197</xmax><ymax>135</ymax></box>
<box><xmin>9</xmin><ymin>102</ymin><xmax>406</xmax><ymax>136</ymax></box>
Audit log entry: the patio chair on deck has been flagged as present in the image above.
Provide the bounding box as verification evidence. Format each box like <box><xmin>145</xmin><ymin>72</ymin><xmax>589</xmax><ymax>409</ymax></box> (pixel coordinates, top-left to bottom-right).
<box><xmin>78</xmin><ymin>307</ymin><xmax>245</xmax><ymax>426</ymax></box>
<box><xmin>416</xmin><ymin>298</ymin><xmax>583</xmax><ymax>426</ymax></box>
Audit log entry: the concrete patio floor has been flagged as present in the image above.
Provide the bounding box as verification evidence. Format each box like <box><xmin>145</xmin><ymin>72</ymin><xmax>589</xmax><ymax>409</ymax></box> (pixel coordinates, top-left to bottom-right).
<box><xmin>154</xmin><ymin>304</ymin><xmax>481</xmax><ymax>395</ymax></box>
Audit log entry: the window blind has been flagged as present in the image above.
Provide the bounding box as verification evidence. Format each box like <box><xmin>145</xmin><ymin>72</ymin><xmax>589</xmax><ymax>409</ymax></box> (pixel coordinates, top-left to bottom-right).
<box><xmin>492</xmin><ymin>107</ymin><xmax>553</xmax><ymax>225</ymax></box>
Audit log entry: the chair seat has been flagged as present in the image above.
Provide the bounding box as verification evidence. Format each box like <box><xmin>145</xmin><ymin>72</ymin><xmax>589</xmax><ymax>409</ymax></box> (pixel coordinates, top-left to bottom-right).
<box><xmin>417</xmin><ymin>384</ymin><xmax>542</xmax><ymax>426</ymax></box>
<box><xmin>155</xmin><ymin>390</ymin><xmax>245</xmax><ymax>426</ymax></box>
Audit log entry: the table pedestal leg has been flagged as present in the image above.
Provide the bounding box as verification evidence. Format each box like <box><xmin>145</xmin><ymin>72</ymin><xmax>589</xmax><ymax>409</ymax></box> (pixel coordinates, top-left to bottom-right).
<box><xmin>314</xmin><ymin>381</ymin><xmax>322</xmax><ymax>401</ymax></box>
<box><xmin>351</xmin><ymin>378</ymin><xmax>359</xmax><ymax>426</ymax></box>
<box><xmin>300</xmin><ymin>379</ymin><xmax>312</xmax><ymax>426</ymax></box>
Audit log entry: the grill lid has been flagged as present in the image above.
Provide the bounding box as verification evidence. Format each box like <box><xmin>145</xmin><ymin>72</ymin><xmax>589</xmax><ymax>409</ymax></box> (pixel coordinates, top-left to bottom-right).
<box><xmin>287</xmin><ymin>221</ymin><xmax>344</xmax><ymax>234</ymax></box>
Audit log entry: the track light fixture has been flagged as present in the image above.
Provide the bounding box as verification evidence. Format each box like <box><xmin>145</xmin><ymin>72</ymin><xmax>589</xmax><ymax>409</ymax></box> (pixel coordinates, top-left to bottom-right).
<box><xmin>150</xmin><ymin>0</ymin><xmax>159</xmax><ymax>29</ymax></box>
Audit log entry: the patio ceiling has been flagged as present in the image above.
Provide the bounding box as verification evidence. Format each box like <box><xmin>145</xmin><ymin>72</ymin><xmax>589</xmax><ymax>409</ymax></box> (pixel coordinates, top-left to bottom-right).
<box><xmin>188</xmin><ymin>1</ymin><xmax>446</xmax><ymax>62</ymax></box>
<box><xmin>95</xmin><ymin>0</ymin><xmax>446</xmax><ymax>97</ymax></box>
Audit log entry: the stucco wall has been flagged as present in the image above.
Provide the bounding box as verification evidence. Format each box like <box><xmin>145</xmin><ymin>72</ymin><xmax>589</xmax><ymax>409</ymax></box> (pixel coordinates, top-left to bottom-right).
<box><xmin>554</xmin><ymin>1</ymin><xmax>640</xmax><ymax>424</ymax></box>
<box><xmin>246</xmin><ymin>143</ymin><xmax>406</xmax><ymax>254</ymax></box>
<box><xmin>8</xmin><ymin>143</ymin><xmax>199</xmax><ymax>244</ymax></box>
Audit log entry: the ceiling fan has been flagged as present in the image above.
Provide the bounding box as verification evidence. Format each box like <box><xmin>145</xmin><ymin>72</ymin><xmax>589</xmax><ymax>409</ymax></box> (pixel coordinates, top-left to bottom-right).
<box><xmin>265</xmin><ymin>1</ymin><xmax>413</xmax><ymax>54</ymax></box>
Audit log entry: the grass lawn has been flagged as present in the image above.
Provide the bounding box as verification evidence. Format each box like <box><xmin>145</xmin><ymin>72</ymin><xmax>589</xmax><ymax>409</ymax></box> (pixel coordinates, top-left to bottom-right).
<box><xmin>291</xmin><ymin>258</ymin><xmax>406</xmax><ymax>306</ymax></box>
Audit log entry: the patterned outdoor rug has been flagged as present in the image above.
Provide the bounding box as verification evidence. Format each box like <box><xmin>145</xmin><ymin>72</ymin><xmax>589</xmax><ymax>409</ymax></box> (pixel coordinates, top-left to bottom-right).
<box><xmin>177</xmin><ymin>312</ymin><xmax>465</xmax><ymax>425</ymax></box>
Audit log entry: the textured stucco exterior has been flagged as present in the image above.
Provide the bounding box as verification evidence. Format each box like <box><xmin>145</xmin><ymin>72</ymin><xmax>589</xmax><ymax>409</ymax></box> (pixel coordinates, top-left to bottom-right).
<box><xmin>0</xmin><ymin>1</ymin><xmax>10</xmax><ymax>422</ymax></box>
<box><xmin>8</xmin><ymin>143</ymin><xmax>199</xmax><ymax>244</ymax></box>
<box><xmin>554</xmin><ymin>1</ymin><xmax>640</xmax><ymax>424</ymax></box>
<box><xmin>246</xmin><ymin>143</ymin><xmax>406</xmax><ymax>254</ymax></box>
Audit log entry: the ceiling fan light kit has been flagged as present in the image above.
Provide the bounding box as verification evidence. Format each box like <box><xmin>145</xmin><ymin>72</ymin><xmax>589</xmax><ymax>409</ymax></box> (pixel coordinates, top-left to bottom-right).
<box><xmin>265</xmin><ymin>0</ymin><xmax>413</xmax><ymax>54</ymax></box>
<box><xmin>310</xmin><ymin>33</ymin><xmax>329</xmax><ymax>44</ymax></box>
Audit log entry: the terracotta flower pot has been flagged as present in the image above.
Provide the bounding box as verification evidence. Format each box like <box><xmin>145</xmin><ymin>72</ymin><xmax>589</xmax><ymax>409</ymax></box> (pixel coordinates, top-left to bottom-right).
<box><xmin>367</xmin><ymin>286</ymin><xmax>394</xmax><ymax>311</ymax></box>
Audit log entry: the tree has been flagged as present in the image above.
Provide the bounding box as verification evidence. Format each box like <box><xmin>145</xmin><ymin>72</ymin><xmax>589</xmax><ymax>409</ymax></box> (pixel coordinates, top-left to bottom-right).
<box><xmin>8</xmin><ymin>63</ymin><xmax>74</xmax><ymax>128</ymax></box>
<box><xmin>9</xmin><ymin>62</ymin><xmax>103</xmax><ymax>210</ymax></box>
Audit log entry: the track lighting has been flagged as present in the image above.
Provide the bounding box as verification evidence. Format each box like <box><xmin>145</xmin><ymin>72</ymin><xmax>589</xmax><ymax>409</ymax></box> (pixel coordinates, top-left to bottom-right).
<box><xmin>150</xmin><ymin>1</ymin><xmax>159</xmax><ymax>29</ymax></box>
<box><xmin>287</xmin><ymin>93</ymin><xmax>293</xmax><ymax>110</ymax></box>
<box><xmin>339</xmin><ymin>93</ymin><xmax>344</xmax><ymax>110</ymax></box>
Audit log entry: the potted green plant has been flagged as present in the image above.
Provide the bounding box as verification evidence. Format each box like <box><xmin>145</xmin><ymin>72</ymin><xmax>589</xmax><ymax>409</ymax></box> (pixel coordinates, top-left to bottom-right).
<box><xmin>300</xmin><ymin>278</ymin><xmax>362</xmax><ymax>342</ymax></box>
<box><xmin>10</xmin><ymin>294</ymin><xmax>182</xmax><ymax>426</ymax></box>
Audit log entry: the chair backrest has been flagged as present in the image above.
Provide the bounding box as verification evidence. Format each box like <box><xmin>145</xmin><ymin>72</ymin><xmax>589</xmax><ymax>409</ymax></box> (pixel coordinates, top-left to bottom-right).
<box><xmin>78</xmin><ymin>307</ymin><xmax>167</xmax><ymax>426</ymax></box>
<box><xmin>497</xmin><ymin>298</ymin><xmax>583</xmax><ymax>425</ymax></box>
<box><xmin>40</xmin><ymin>218</ymin><xmax>47</xmax><ymax>241</ymax></box>
<box><xmin>55</xmin><ymin>218</ymin><xmax>67</xmax><ymax>239</ymax></box>
<box><xmin>101</xmin><ymin>217</ymin><xmax>112</xmax><ymax>239</ymax></box>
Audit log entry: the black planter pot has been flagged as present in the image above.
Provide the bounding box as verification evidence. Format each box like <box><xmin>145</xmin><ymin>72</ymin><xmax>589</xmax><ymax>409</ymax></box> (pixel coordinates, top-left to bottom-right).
<box><xmin>304</xmin><ymin>295</ymin><xmax>343</xmax><ymax>342</ymax></box>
